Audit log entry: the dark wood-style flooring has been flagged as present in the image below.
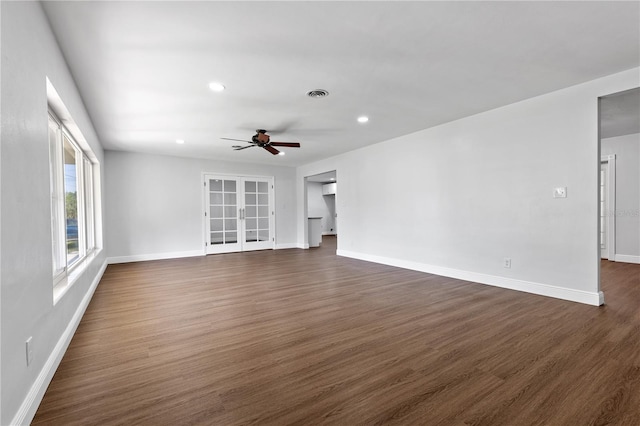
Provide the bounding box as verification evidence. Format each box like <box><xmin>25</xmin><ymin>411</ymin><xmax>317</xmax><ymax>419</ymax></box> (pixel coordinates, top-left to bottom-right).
<box><xmin>33</xmin><ymin>236</ymin><xmax>640</xmax><ymax>425</ymax></box>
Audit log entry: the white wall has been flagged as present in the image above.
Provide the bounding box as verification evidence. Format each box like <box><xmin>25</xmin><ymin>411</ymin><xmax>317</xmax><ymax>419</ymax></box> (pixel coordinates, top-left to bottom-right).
<box><xmin>297</xmin><ymin>68</ymin><xmax>639</xmax><ymax>306</ymax></box>
<box><xmin>1</xmin><ymin>3</ymin><xmax>107</xmax><ymax>424</ymax></box>
<box><xmin>307</xmin><ymin>182</ymin><xmax>336</xmax><ymax>235</ymax></box>
<box><xmin>105</xmin><ymin>151</ymin><xmax>297</xmax><ymax>260</ymax></box>
<box><xmin>601</xmin><ymin>133</ymin><xmax>640</xmax><ymax>261</ymax></box>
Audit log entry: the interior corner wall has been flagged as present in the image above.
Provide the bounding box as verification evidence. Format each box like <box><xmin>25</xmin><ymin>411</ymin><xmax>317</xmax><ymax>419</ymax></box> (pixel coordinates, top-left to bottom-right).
<box><xmin>601</xmin><ymin>133</ymin><xmax>640</xmax><ymax>260</ymax></box>
<box><xmin>1</xmin><ymin>2</ymin><xmax>107</xmax><ymax>425</ymax></box>
<box><xmin>104</xmin><ymin>151</ymin><xmax>297</xmax><ymax>261</ymax></box>
<box><xmin>297</xmin><ymin>68</ymin><xmax>639</xmax><ymax>306</ymax></box>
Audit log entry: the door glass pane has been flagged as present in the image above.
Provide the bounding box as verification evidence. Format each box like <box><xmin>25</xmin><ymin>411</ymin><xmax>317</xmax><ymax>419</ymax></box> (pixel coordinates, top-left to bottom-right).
<box><xmin>258</xmin><ymin>218</ymin><xmax>269</xmax><ymax>229</ymax></box>
<box><xmin>258</xmin><ymin>194</ymin><xmax>268</xmax><ymax>205</ymax></box>
<box><xmin>225</xmin><ymin>231</ymin><xmax>237</xmax><ymax>243</ymax></box>
<box><xmin>258</xmin><ymin>230</ymin><xmax>269</xmax><ymax>241</ymax></box>
<box><xmin>245</xmin><ymin>193</ymin><xmax>256</xmax><ymax>205</ymax></box>
<box><xmin>246</xmin><ymin>206</ymin><xmax>257</xmax><ymax>218</ymax></box>
<box><xmin>258</xmin><ymin>181</ymin><xmax>268</xmax><ymax>193</ymax></box>
<box><xmin>225</xmin><ymin>218</ymin><xmax>237</xmax><ymax>231</ymax></box>
<box><xmin>245</xmin><ymin>181</ymin><xmax>257</xmax><ymax>192</ymax></box>
<box><xmin>246</xmin><ymin>218</ymin><xmax>257</xmax><ymax>231</ymax></box>
<box><xmin>210</xmin><ymin>206</ymin><xmax>223</xmax><ymax>218</ymax></box>
<box><xmin>211</xmin><ymin>219</ymin><xmax>223</xmax><ymax>232</ymax></box>
<box><xmin>224</xmin><ymin>193</ymin><xmax>236</xmax><ymax>204</ymax></box>
<box><xmin>224</xmin><ymin>206</ymin><xmax>237</xmax><ymax>218</ymax></box>
<box><xmin>246</xmin><ymin>230</ymin><xmax>257</xmax><ymax>242</ymax></box>
<box><xmin>211</xmin><ymin>232</ymin><xmax>223</xmax><ymax>244</ymax></box>
<box><xmin>210</xmin><ymin>193</ymin><xmax>223</xmax><ymax>205</ymax></box>
<box><xmin>258</xmin><ymin>206</ymin><xmax>269</xmax><ymax>217</ymax></box>
<box><xmin>224</xmin><ymin>180</ymin><xmax>236</xmax><ymax>192</ymax></box>
<box><xmin>210</xmin><ymin>179</ymin><xmax>223</xmax><ymax>191</ymax></box>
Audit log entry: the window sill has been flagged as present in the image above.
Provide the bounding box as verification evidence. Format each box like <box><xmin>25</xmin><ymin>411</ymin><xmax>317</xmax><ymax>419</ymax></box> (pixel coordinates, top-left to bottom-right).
<box><xmin>53</xmin><ymin>248</ymin><xmax>102</xmax><ymax>305</ymax></box>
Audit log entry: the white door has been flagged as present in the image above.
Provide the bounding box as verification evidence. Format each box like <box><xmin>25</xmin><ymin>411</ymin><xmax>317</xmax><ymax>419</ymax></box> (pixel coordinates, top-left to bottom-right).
<box><xmin>205</xmin><ymin>175</ymin><xmax>274</xmax><ymax>254</ymax></box>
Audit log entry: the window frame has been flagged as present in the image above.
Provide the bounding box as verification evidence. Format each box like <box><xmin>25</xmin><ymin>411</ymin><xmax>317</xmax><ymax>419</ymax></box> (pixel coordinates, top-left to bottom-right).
<box><xmin>48</xmin><ymin>109</ymin><xmax>97</xmax><ymax>284</ymax></box>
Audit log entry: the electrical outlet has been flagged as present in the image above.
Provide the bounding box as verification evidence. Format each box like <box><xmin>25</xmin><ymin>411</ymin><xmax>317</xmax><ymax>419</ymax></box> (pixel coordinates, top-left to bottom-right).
<box><xmin>503</xmin><ymin>258</ymin><xmax>512</xmax><ymax>269</ymax></box>
<box><xmin>26</xmin><ymin>337</ymin><xmax>34</xmax><ymax>366</ymax></box>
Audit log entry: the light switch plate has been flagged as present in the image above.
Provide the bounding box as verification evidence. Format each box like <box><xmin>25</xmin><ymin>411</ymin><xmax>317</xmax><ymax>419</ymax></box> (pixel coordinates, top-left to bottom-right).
<box><xmin>553</xmin><ymin>187</ymin><xmax>567</xmax><ymax>198</ymax></box>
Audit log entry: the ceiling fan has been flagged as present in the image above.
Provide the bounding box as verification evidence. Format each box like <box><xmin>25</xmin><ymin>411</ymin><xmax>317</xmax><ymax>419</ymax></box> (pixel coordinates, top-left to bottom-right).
<box><xmin>222</xmin><ymin>129</ymin><xmax>301</xmax><ymax>155</ymax></box>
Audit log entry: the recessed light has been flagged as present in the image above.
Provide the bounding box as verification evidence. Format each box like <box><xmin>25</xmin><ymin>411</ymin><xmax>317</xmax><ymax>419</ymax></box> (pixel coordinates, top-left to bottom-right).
<box><xmin>330</xmin><ymin>178</ymin><xmax>335</xmax><ymax>181</ymax></box>
<box><xmin>208</xmin><ymin>82</ymin><xmax>225</xmax><ymax>92</ymax></box>
<box><xmin>176</xmin><ymin>139</ymin><xmax>185</xmax><ymax>144</ymax></box>
<box><xmin>278</xmin><ymin>152</ymin><xmax>286</xmax><ymax>156</ymax></box>
<box><xmin>357</xmin><ymin>116</ymin><xmax>369</xmax><ymax>123</ymax></box>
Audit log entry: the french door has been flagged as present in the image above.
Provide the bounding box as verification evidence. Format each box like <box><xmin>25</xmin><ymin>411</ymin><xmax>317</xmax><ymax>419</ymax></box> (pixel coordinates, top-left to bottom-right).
<box><xmin>204</xmin><ymin>174</ymin><xmax>275</xmax><ymax>254</ymax></box>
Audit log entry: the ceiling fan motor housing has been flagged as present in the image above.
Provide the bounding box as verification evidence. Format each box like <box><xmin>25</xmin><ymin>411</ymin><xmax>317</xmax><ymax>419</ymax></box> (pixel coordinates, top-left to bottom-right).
<box><xmin>252</xmin><ymin>131</ymin><xmax>270</xmax><ymax>144</ymax></box>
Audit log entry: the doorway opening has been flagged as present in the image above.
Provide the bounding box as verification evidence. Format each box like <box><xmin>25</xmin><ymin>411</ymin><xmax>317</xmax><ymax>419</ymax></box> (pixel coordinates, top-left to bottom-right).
<box><xmin>598</xmin><ymin>87</ymin><xmax>640</xmax><ymax>293</ymax></box>
<box><xmin>305</xmin><ymin>170</ymin><xmax>337</xmax><ymax>251</ymax></box>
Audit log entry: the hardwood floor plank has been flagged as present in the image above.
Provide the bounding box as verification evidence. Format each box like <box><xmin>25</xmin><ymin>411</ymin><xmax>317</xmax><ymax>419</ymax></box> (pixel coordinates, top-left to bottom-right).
<box><xmin>32</xmin><ymin>239</ymin><xmax>640</xmax><ymax>425</ymax></box>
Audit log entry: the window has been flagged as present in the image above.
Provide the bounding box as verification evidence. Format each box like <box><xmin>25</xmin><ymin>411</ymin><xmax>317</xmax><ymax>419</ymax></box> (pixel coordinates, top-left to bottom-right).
<box><xmin>48</xmin><ymin>111</ymin><xmax>96</xmax><ymax>283</ymax></box>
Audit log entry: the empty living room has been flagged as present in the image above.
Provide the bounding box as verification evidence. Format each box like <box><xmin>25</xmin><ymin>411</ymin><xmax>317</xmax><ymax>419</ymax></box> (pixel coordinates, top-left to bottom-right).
<box><xmin>1</xmin><ymin>1</ymin><xmax>639</xmax><ymax>425</ymax></box>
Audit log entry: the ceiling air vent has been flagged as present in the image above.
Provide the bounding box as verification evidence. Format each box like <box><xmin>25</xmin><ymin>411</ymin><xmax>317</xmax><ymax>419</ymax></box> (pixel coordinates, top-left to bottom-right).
<box><xmin>307</xmin><ymin>89</ymin><xmax>329</xmax><ymax>98</ymax></box>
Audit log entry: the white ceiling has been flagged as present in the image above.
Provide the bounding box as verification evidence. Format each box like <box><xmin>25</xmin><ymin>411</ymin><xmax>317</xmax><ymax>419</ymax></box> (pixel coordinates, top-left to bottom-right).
<box><xmin>42</xmin><ymin>1</ymin><xmax>640</xmax><ymax>167</ymax></box>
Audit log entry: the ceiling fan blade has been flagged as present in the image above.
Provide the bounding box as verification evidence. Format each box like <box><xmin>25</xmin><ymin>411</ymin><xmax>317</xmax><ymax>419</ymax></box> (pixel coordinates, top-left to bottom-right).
<box><xmin>269</xmin><ymin>142</ymin><xmax>300</xmax><ymax>148</ymax></box>
<box><xmin>239</xmin><ymin>120</ymin><xmax>298</xmax><ymax>134</ymax></box>
<box><xmin>221</xmin><ymin>137</ymin><xmax>252</xmax><ymax>143</ymax></box>
<box><xmin>233</xmin><ymin>145</ymin><xmax>255</xmax><ymax>151</ymax></box>
<box><xmin>263</xmin><ymin>145</ymin><xmax>280</xmax><ymax>155</ymax></box>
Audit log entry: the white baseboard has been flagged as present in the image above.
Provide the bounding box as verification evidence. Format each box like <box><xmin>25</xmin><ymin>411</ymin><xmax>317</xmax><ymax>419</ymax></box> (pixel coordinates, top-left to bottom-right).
<box><xmin>322</xmin><ymin>232</ymin><xmax>337</xmax><ymax>236</ymax></box>
<box><xmin>275</xmin><ymin>243</ymin><xmax>298</xmax><ymax>250</ymax></box>
<box><xmin>337</xmin><ymin>250</ymin><xmax>604</xmax><ymax>306</ymax></box>
<box><xmin>614</xmin><ymin>254</ymin><xmax>640</xmax><ymax>264</ymax></box>
<box><xmin>11</xmin><ymin>259</ymin><xmax>107</xmax><ymax>426</ymax></box>
<box><xmin>107</xmin><ymin>250</ymin><xmax>203</xmax><ymax>264</ymax></box>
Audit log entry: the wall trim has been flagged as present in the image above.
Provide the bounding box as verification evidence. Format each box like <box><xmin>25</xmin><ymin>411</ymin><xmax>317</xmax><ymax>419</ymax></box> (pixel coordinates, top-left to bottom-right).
<box><xmin>107</xmin><ymin>250</ymin><xmax>203</xmax><ymax>264</ymax></box>
<box><xmin>337</xmin><ymin>249</ymin><xmax>604</xmax><ymax>306</ymax></box>
<box><xmin>614</xmin><ymin>254</ymin><xmax>640</xmax><ymax>264</ymax></box>
<box><xmin>600</xmin><ymin>155</ymin><xmax>616</xmax><ymax>261</ymax></box>
<box><xmin>11</xmin><ymin>259</ymin><xmax>108</xmax><ymax>426</ymax></box>
<box><xmin>275</xmin><ymin>243</ymin><xmax>298</xmax><ymax>250</ymax></box>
